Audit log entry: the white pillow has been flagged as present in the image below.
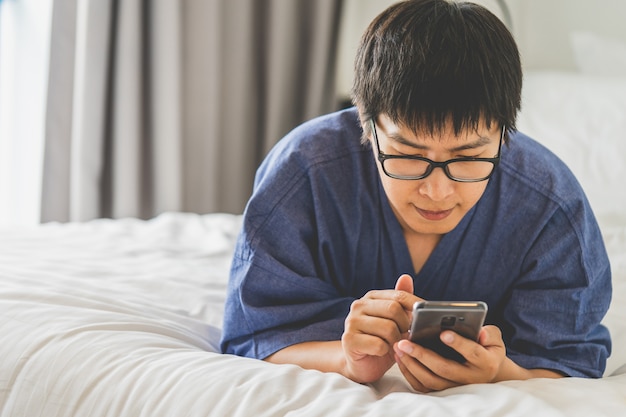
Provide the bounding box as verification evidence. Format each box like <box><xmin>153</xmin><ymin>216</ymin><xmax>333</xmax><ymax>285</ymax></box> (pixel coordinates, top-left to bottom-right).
<box><xmin>570</xmin><ymin>31</ymin><xmax>626</xmax><ymax>77</ymax></box>
<box><xmin>517</xmin><ymin>71</ymin><xmax>626</xmax><ymax>228</ymax></box>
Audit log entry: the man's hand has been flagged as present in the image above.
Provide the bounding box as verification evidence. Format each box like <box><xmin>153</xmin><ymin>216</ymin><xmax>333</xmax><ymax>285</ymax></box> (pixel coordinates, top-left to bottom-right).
<box><xmin>393</xmin><ymin>324</ymin><xmax>564</xmax><ymax>392</ymax></box>
<box><xmin>341</xmin><ymin>274</ymin><xmax>421</xmax><ymax>383</ymax></box>
<box><xmin>265</xmin><ymin>274</ymin><xmax>421</xmax><ymax>384</ymax></box>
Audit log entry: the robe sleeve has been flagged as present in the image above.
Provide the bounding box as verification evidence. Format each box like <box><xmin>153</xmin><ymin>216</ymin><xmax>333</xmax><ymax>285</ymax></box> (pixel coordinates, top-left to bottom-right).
<box><xmin>219</xmin><ymin>134</ymin><xmax>356</xmax><ymax>359</ymax></box>
<box><xmin>503</xmin><ymin>203</ymin><xmax>611</xmax><ymax>378</ymax></box>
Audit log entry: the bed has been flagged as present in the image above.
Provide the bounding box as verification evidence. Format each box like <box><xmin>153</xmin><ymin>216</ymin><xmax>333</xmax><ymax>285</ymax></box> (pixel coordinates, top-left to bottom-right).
<box><xmin>2</xmin><ymin>65</ymin><xmax>626</xmax><ymax>417</ymax></box>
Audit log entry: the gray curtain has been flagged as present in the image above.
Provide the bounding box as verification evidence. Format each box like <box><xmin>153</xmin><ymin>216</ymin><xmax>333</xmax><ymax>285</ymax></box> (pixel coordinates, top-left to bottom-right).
<box><xmin>42</xmin><ymin>0</ymin><xmax>343</xmax><ymax>222</ymax></box>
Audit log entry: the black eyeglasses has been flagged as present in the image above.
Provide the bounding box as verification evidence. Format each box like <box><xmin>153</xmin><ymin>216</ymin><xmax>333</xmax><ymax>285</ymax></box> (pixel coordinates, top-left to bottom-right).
<box><xmin>370</xmin><ymin>119</ymin><xmax>504</xmax><ymax>182</ymax></box>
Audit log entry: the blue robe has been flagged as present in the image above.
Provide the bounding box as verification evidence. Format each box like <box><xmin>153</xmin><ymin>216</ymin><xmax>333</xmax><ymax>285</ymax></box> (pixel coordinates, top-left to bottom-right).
<box><xmin>220</xmin><ymin>107</ymin><xmax>611</xmax><ymax>378</ymax></box>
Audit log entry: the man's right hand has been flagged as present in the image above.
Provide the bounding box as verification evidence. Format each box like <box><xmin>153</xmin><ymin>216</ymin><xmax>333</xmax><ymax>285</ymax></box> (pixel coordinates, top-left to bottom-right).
<box><xmin>341</xmin><ymin>274</ymin><xmax>420</xmax><ymax>382</ymax></box>
<box><xmin>265</xmin><ymin>274</ymin><xmax>420</xmax><ymax>384</ymax></box>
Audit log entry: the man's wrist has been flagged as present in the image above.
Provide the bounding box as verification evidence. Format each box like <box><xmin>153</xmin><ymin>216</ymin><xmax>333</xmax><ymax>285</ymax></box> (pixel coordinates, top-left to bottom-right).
<box><xmin>494</xmin><ymin>357</ymin><xmax>565</xmax><ymax>382</ymax></box>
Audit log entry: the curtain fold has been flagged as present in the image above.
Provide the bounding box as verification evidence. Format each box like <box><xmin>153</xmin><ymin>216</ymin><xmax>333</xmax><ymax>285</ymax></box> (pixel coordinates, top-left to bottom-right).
<box><xmin>42</xmin><ymin>0</ymin><xmax>343</xmax><ymax>222</ymax></box>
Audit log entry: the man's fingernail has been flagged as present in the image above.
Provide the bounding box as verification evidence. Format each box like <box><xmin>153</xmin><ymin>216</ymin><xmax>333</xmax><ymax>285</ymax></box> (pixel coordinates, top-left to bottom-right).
<box><xmin>441</xmin><ymin>332</ymin><xmax>454</xmax><ymax>344</ymax></box>
<box><xmin>398</xmin><ymin>340</ymin><xmax>413</xmax><ymax>354</ymax></box>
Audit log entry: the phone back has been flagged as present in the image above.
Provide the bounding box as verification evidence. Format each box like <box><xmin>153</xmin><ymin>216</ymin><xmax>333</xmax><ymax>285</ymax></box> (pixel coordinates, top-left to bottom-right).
<box><xmin>410</xmin><ymin>301</ymin><xmax>487</xmax><ymax>362</ymax></box>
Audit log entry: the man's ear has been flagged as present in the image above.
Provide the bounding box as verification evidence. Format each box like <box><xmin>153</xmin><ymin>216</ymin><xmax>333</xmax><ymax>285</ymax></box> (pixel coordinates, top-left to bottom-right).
<box><xmin>355</xmin><ymin>107</ymin><xmax>372</xmax><ymax>146</ymax></box>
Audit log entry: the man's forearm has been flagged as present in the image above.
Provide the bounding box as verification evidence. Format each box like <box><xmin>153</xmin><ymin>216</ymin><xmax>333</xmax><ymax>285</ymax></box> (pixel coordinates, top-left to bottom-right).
<box><xmin>265</xmin><ymin>341</ymin><xmax>348</xmax><ymax>375</ymax></box>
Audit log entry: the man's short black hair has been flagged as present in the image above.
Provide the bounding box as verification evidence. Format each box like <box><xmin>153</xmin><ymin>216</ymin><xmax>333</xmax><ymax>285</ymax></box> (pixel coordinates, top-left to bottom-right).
<box><xmin>352</xmin><ymin>0</ymin><xmax>522</xmax><ymax>139</ymax></box>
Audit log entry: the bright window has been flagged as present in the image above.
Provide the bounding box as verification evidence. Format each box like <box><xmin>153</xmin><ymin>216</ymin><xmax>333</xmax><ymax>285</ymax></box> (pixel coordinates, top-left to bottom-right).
<box><xmin>0</xmin><ymin>0</ymin><xmax>53</xmax><ymax>227</ymax></box>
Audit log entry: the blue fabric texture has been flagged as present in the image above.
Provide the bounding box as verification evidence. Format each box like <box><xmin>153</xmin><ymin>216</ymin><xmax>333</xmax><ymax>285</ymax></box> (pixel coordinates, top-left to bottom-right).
<box><xmin>220</xmin><ymin>107</ymin><xmax>612</xmax><ymax>378</ymax></box>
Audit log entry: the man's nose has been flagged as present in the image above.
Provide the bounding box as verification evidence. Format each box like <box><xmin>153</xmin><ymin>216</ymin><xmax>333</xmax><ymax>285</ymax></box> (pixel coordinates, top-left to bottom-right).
<box><xmin>417</xmin><ymin>166</ymin><xmax>455</xmax><ymax>201</ymax></box>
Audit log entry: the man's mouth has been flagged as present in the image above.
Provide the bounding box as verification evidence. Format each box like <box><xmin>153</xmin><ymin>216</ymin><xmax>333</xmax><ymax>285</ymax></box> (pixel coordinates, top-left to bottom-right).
<box><xmin>415</xmin><ymin>207</ymin><xmax>454</xmax><ymax>221</ymax></box>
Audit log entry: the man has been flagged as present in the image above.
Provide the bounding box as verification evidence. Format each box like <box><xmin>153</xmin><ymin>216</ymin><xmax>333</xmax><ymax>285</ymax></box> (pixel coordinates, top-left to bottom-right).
<box><xmin>220</xmin><ymin>0</ymin><xmax>611</xmax><ymax>392</ymax></box>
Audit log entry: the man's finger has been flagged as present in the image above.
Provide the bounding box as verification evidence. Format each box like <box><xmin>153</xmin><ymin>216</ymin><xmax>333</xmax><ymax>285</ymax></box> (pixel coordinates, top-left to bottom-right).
<box><xmin>362</xmin><ymin>288</ymin><xmax>421</xmax><ymax>311</ymax></box>
<box><xmin>394</xmin><ymin>273</ymin><xmax>414</xmax><ymax>294</ymax></box>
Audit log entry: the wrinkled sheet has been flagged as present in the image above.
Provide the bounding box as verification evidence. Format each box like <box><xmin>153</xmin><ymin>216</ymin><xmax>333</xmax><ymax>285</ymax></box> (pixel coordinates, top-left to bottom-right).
<box><xmin>1</xmin><ymin>212</ymin><xmax>625</xmax><ymax>417</ymax></box>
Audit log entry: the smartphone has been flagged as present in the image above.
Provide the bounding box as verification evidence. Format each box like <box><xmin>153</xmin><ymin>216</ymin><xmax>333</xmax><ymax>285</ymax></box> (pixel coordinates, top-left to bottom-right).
<box><xmin>409</xmin><ymin>300</ymin><xmax>488</xmax><ymax>363</ymax></box>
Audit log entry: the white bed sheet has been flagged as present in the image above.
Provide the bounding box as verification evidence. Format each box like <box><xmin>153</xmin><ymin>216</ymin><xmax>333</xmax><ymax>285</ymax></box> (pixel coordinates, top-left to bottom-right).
<box><xmin>1</xmin><ymin>212</ymin><xmax>625</xmax><ymax>417</ymax></box>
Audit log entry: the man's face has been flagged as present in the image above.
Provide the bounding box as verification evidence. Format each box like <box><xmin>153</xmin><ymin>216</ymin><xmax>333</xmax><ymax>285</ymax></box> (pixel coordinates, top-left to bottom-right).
<box><xmin>370</xmin><ymin>114</ymin><xmax>502</xmax><ymax>239</ymax></box>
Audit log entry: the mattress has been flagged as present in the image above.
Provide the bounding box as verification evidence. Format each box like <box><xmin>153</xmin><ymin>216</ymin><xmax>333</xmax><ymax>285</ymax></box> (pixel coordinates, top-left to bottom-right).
<box><xmin>1</xmin><ymin>211</ymin><xmax>625</xmax><ymax>417</ymax></box>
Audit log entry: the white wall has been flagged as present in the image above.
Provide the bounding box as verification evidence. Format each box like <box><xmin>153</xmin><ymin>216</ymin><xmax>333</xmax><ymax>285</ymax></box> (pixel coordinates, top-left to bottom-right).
<box><xmin>335</xmin><ymin>0</ymin><xmax>396</xmax><ymax>100</ymax></box>
<box><xmin>508</xmin><ymin>0</ymin><xmax>626</xmax><ymax>71</ymax></box>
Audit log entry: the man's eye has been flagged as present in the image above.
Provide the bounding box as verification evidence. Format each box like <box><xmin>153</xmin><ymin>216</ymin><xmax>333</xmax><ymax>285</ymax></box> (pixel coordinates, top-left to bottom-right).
<box><xmin>456</xmin><ymin>151</ymin><xmax>485</xmax><ymax>159</ymax></box>
<box><xmin>391</xmin><ymin>147</ymin><xmax>422</xmax><ymax>157</ymax></box>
